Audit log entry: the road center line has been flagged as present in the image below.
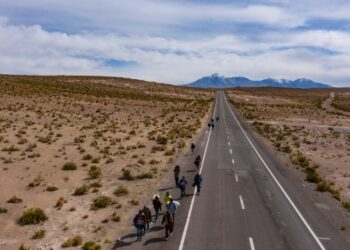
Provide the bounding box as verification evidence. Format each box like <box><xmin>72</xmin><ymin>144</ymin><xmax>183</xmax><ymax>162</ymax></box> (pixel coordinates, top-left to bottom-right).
<box><xmin>228</xmin><ymin>141</ymin><xmax>231</xmax><ymax>146</ymax></box>
<box><xmin>249</xmin><ymin>237</ymin><xmax>255</xmax><ymax>250</ymax></box>
<box><xmin>223</xmin><ymin>93</ymin><xmax>326</xmax><ymax>250</ymax></box>
<box><xmin>229</xmin><ymin>149</ymin><xmax>232</xmax><ymax>154</ymax></box>
<box><xmin>231</xmin><ymin>159</ymin><xmax>235</xmax><ymax>165</ymax></box>
<box><xmin>239</xmin><ymin>195</ymin><xmax>245</xmax><ymax>210</ymax></box>
<box><xmin>178</xmin><ymin>93</ymin><xmax>218</xmax><ymax>250</ymax></box>
<box><xmin>235</xmin><ymin>173</ymin><xmax>239</xmax><ymax>182</ymax></box>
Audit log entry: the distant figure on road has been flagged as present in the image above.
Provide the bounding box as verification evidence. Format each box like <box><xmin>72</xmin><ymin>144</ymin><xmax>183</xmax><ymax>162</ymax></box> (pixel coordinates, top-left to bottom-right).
<box><xmin>174</xmin><ymin>165</ymin><xmax>181</xmax><ymax>188</ymax></box>
<box><xmin>193</xmin><ymin>172</ymin><xmax>203</xmax><ymax>195</ymax></box>
<box><xmin>211</xmin><ymin>123</ymin><xmax>215</xmax><ymax>129</ymax></box>
<box><xmin>178</xmin><ymin>176</ymin><xmax>188</xmax><ymax>198</ymax></box>
<box><xmin>191</xmin><ymin>143</ymin><xmax>196</xmax><ymax>154</ymax></box>
<box><xmin>216</xmin><ymin>116</ymin><xmax>219</xmax><ymax>122</ymax></box>
<box><xmin>142</xmin><ymin>206</ymin><xmax>152</xmax><ymax>232</ymax></box>
<box><xmin>163</xmin><ymin>191</ymin><xmax>172</xmax><ymax>205</ymax></box>
<box><xmin>152</xmin><ymin>195</ymin><xmax>162</xmax><ymax>222</ymax></box>
<box><xmin>162</xmin><ymin>211</ymin><xmax>174</xmax><ymax>240</ymax></box>
<box><xmin>211</xmin><ymin>118</ymin><xmax>214</xmax><ymax>123</ymax></box>
<box><xmin>133</xmin><ymin>210</ymin><xmax>146</xmax><ymax>241</ymax></box>
<box><xmin>194</xmin><ymin>155</ymin><xmax>201</xmax><ymax>169</ymax></box>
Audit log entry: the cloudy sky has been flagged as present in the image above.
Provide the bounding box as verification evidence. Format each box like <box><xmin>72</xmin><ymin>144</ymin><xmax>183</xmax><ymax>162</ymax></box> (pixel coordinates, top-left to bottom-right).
<box><xmin>0</xmin><ymin>0</ymin><xmax>350</xmax><ymax>86</ymax></box>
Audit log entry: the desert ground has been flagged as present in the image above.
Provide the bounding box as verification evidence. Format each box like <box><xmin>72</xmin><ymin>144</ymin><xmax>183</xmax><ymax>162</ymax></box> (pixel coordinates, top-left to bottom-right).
<box><xmin>0</xmin><ymin>75</ymin><xmax>213</xmax><ymax>250</ymax></box>
<box><xmin>227</xmin><ymin>87</ymin><xmax>350</xmax><ymax>215</ymax></box>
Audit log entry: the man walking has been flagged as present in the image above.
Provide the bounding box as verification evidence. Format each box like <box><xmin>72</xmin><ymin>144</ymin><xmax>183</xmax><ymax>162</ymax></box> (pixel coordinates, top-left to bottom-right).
<box><xmin>133</xmin><ymin>210</ymin><xmax>146</xmax><ymax>241</ymax></box>
<box><xmin>193</xmin><ymin>172</ymin><xmax>203</xmax><ymax>195</ymax></box>
<box><xmin>152</xmin><ymin>195</ymin><xmax>162</xmax><ymax>222</ymax></box>
<box><xmin>178</xmin><ymin>176</ymin><xmax>188</xmax><ymax>198</ymax></box>
<box><xmin>142</xmin><ymin>205</ymin><xmax>152</xmax><ymax>232</ymax></box>
<box><xmin>174</xmin><ymin>165</ymin><xmax>181</xmax><ymax>188</ymax></box>
<box><xmin>167</xmin><ymin>198</ymin><xmax>177</xmax><ymax>220</ymax></box>
<box><xmin>162</xmin><ymin>211</ymin><xmax>174</xmax><ymax>240</ymax></box>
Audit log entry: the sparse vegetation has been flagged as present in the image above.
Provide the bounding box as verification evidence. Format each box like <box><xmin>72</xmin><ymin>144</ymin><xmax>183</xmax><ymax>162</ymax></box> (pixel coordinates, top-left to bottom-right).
<box><xmin>62</xmin><ymin>235</ymin><xmax>83</xmax><ymax>248</ymax></box>
<box><xmin>62</xmin><ymin>162</ymin><xmax>77</xmax><ymax>170</ymax></box>
<box><xmin>19</xmin><ymin>208</ymin><xmax>47</xmax><ymax>225</ymax></box>
<box><xmin>32</xmin><ymin>229</ymin><xmax>46</xmax><ymax>239</ymax></box>
<box><xmin>114</xmin><ymin>186</ymin><xmax>129</xmax><ymax>197</ymax></box>
<box><xmin>91</xmin><ymin>195</ymin><xmax>112</xmax><ymax>210</ymax></box>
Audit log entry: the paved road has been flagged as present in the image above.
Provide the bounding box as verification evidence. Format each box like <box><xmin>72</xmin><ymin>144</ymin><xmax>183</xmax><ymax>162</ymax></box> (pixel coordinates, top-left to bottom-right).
<box><xmin>115</xmin><ymin>91</ymin><xmax>349</xmax><ymax>250</ymax></box>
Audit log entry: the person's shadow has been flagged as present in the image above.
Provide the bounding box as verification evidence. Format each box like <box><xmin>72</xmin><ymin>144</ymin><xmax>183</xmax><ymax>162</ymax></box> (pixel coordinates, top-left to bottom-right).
<box><xmin>111</xmin><ymin>233</ymin><xmax>137</xmax><ymax>249</ymax></box>
<box><xmin>143</xmin><ymin>237</ymin><xmax>166</xmax><ymax>245</ymax></box>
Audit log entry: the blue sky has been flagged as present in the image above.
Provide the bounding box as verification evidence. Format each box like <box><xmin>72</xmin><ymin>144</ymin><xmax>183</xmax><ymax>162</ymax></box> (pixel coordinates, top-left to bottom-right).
<box><xmin>0</xmin><ymin>0</ymin><xmax>350</xmax><ymax>86</ymax></box>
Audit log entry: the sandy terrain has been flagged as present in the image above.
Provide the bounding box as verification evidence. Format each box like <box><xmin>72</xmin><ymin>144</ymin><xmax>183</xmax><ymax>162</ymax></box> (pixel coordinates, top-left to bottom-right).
<box><xmin>227</xmin><ymin>87</ymin><xmax>350</xmax><ymax>213</ymax></box>
<box><xmin>0</xmin><ymin>75</ymin><xmax>212</xmax><ymax>250</ymax></box>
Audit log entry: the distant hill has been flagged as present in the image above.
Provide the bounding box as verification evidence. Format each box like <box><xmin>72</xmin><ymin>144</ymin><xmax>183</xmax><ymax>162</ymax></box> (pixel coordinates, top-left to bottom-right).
<box><xmin>185</xmin><ymin>74</ymin><xmax>332</xmax><ymax>89</ymax></box>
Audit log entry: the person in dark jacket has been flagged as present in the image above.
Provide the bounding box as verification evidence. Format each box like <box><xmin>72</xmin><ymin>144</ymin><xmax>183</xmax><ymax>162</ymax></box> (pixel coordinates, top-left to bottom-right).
<box><xmin>194</xmin><ymin>155</ymin><xmax>201</xmax><ymax>169</ymax></box>
<box><xmin>162</xmin><ymin>211</ymin><xmax>174</xmax><ymax>239</ymax></box>
<box><xmin>152</xmin><ymin>195</ymin><xmax>162</xmax><ymax>222</ymax></box>
<box><xmin>191</xmin><ymin>143</ymin><xmax>195</xmax><ymax>154</ymax></box>
<box><xmin>193</xmin><ymin>172</ymin><xmax>203</xmax><ymax>195</ymax></box>
<box><xmin>174</xmin><ymin>165</ymin><xmax>181</xmax><ymax>188</ymax></box>
<box><xmin>142</xmin><ymin>206</ymin><xmax>152</xmax><ymax>232</ymax></box>
<box><xmin>178</xmin><ymin>176</ymin><xmax>188</xmax><ymax>198</ymax></box>
<box><xmin>133</xmin><ymin>210</ymin><xmax>146</xmax><ymax>241</ymax></box>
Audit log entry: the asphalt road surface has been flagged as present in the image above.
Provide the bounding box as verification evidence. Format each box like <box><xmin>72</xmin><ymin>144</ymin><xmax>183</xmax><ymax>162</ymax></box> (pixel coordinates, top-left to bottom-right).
<box><xmin>115</xmin><ymin>91</ymin><xmax>349</xmax><ymax>250</ymax></box>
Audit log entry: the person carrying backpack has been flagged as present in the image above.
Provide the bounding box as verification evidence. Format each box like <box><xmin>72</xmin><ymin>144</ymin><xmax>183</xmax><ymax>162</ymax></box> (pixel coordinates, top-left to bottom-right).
<box><xmin>167</xmin><ymin>198</ymin><xmax>177</xmax><ymax>220</ymax></box>
<box><xmin>178</xmin><ymin>176</ymin><xmax>188</xmax><ymax>198</ymax></box>
<box><xmin>142</xmin><ymin>205</ymin><xmax>152</xmax><ymax>232</ymax></box>
<box><xmin>162</xmin><ymin>211</ymin><xmax>174</xmax><ymax>240</ymax></box>
<box><xmin>174</xmin><ymin>165</ymin><xmax>181</xmax><ymax>188</ymax></box>
<box><xmin>193</xmin><ymin>172</ymin><xmax>203</xmax><ymax>195</ymax></box>
<box><xmin>133</xmin><ymin>210</ymin><xmax>146</xmax><ymax>241</ymax></box>
<box><xmin>152</xmin><ymin>195</ymin><xmax>162</xmax><ymax>222</ymax></box>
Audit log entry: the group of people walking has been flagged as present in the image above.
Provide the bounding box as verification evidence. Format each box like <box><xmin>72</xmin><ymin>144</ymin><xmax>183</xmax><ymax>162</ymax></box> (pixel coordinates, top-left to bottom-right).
<box><xmin>132</xmin><ymin>143</ymin><xmax>204</xmax><ymax>242</ymax></box>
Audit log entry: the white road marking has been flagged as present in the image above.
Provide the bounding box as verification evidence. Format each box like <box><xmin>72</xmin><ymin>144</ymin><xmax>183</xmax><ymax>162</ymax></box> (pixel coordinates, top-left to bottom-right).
<box><xmin>318</xmin><ymin>237</ymin><xmax>331</xmax><ymax>241</ymax></box>
<box><xmin>229</xmin><ymin>149</ymin><xmax>232</xmax><ymax>154</ymax></box>
<box><xmin>228</xmin><ymin>141</ymin><xmax>231</xmax><ymax>146</ymax></box>
<box><xmin>178</xmin><ymin>93</ymin><xmax>218</xmax><ymax>250</ymax></box>
<box><xmin>223</xmin><ymin>93</ymin><xmax>326</xmax><ymax>250</ymax></box>
<box><xmin>249</xmin><ymin>237</ymin><xmax>255</xmax><ymax>250</ymax></box>
<box><xmin>239</xmin><ymin>195</ymin><xmax>245</xmax><ymax>210</ymax></box>
<box><xmin>232</xmin><ymin>159</ymin><xmax>235</xmax><ymax>165</ymax></box>
<box><xmin>235</xmin><ymin>173</ymin><xmax>239</xmax><ymax>182</ymax></box>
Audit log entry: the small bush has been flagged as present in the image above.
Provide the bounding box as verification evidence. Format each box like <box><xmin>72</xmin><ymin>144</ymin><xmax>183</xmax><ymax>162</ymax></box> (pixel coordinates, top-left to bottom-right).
<box><xmin>62</xmin><ymin>162</ymin><xmax>77</xmax><ymax>171</ymax></box>
<box><xmin>91</xmin><ymin>196</ymin><xmax>112</xmax><ymax>210</ymax></box>
<box><xmin>82</xmin><ymin>241</ymin><xmax>101</xmax><ymax>250</ymax></box>
<box><xmin>136</xmin><ymin>172</ymin><xmax>153</xmax><ymax>179</ymax></box>
<box><xmin>62</xmin><ymin>235</ymin><xmax>83</xmax><ymax>248</ymax></box>
<box><xmin>19</xmin><ymin>244</ymin><xmax>29</xmax><ymax>250</ymax></box>
<box><xmin>111</xmin><ymin>212</ymin><xmax>121</xmax><ymax>222</ymax></box>
<box><xmin>7</xmin><ymin>195</ymin><xmax>23</xmax><ymax>203</ymax></box>
<box><xmin>46</xmin><ymin>186</ymin><xmax>58</xmax><ymax>192</ymax></box>
<box><xmin>55</xmin><ymin>197</ymin><xmax>65</xmax><ymax>209</ymax></box>
<box><xmin>156</xmin><ymin>135</ymin><xmax>168</xmax><ymax>145</ymax></box>
<box><xmin>88</xmin><ymin>165</ymin><xmax>101</xmax><ymax>179</ymax></box>
<box><xmin>120</xmin><ymin>169</ymin><xmax>135</xmax><ymax>181</ymax></box>
<box><xmin>73</xmin><ymin>184</ymin><xmax>90</xmax><ymax>196</ymax></box>
<box><xmin>137</xmin><ymin>159</ymin><xmax>145</xmax><ymax>165</ymax></box>
<box><xmin>32</xmin><ymin>229</ymin><xmax>46</xmax><ymax>239</ymax></box>
<box><xmin>83</xmin><ymin>154</ymin><xmax>93</xmax><ymax>160</ymax></box>
<box><xmin>114</xmin><ymin>186</ymin><xmax>129</xmax><ymax>197</ymax></box>
<box><xmin>19</xmin><ymin>208</ymin><xmax>47</xmax><ymax>225</ymax></box>
<box><xmin>0</xmin><ymin>207</ymin><xmax>8</xmax><ymax>214</ymax></box>
<box><xmin>129</xmin><ymin>199</ymin><xmax>139</xmax><ymax>206</ymax></box>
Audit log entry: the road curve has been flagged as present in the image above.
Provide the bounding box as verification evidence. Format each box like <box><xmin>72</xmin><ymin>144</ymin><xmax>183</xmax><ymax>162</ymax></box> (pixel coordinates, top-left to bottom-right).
<box><xmin>114</xmin><ymin>91</ymin><xmax>349</xmax><ymax>250</ymax></box>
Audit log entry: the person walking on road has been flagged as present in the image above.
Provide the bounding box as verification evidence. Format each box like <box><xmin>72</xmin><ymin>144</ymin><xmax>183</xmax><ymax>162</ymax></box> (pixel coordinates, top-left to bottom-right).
<box><xmin>133</xmin><ymin>210</ymin><xmax>146</xmax><ymax>241</ymax></box>
<box><xmin>193</xmin><ymin>172</ymin><xmax>203</xmax><ymax>195</ymax></box>
<box><xmin>216</xmin><ymin>116</ymin><xmax>219</xmax><ymax>122</ymax></box>
<box><xmin>162</xmin><ymin>211</ymin><xmax>174</xmax><ymax>240</ymax></box>
<box><xmin>194</xmin><ymin>155</ymin><xmax>201</xmax><ymax>169</ymax></box>
<box><xmin>167</xmin><ymin>198</ymin><xmax>178</xmax><ymax>220</ymax></box>
<box><xmin>191</xmin><ymin>143</ymin><xmax>195</xmax><ymax>154</ymax></box>
<box><xmin>163</xmin><ymin>191</ymin><xmax>172</xmax><ymax>205</ymax></box>
<box><xmin>174</xmin><ymin>165</ymin><xmax>181</xmax><ymax>188</ymax></box>
<box><xmin>178</xmin><ymin>176</ymin><xmax>188</xmax><ymax>198</ymax></box>
<box><xmin>152</xmin><ymin>195</ymin><xmax>162</xmax><ymax>222</ymax></box>
<box><xmin>142</xmin><ymin>206</ymin><xmax>152</xmax><ymax>232</ymax></box>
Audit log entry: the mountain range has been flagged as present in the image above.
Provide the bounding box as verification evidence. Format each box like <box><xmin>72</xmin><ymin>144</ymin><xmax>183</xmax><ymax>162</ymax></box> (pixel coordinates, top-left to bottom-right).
<box><xmin>185</xmin><ymin>74</ymin><xmax>332</xmax><ymax>89</ymax></box>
